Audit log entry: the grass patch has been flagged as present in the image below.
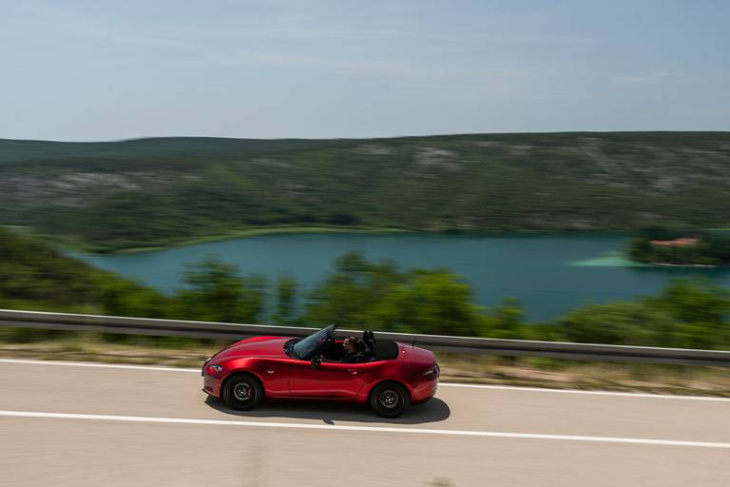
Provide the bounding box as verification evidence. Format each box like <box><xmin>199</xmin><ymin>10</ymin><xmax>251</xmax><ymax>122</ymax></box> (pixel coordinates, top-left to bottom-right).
<box><xmin>435</xmin><ymin>351</ymin><xmax>730</xmax><ymax>396</ymax></box>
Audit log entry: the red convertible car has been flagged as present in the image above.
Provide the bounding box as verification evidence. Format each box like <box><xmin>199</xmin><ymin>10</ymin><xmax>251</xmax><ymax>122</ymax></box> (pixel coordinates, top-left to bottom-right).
<box><xmin>202</xmin><ymin>325</ymin><xmax>439</xmax><ymax>417</ymax></box>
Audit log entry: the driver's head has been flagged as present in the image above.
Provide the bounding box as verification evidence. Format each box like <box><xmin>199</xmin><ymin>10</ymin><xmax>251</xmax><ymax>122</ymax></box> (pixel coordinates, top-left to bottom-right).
<box><xmin>343</xmin><ymin>336</ymin><xmax>360</xmax><ymax>354</ymax></box>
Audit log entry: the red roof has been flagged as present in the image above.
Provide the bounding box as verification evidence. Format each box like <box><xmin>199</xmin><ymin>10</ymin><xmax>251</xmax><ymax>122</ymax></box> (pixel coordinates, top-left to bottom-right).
<box><xmin>649</xmin><ymin>238</ymin><xmax>699</xmax><ymax>247</ymax></box>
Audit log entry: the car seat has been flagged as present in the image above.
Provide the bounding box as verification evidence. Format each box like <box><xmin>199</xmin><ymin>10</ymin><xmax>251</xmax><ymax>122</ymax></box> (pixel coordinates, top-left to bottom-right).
<box><xmin>362</xmin><ymin>329</ymin><xmax>376</xmax><ymax>360</ymax></box>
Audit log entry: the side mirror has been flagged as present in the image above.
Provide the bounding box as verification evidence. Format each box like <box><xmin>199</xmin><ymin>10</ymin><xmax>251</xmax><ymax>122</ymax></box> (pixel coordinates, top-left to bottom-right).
<box><xmin>310</xmin><ymin>355</ymin><xmax>323</xmax><ymax>369</ymax></box>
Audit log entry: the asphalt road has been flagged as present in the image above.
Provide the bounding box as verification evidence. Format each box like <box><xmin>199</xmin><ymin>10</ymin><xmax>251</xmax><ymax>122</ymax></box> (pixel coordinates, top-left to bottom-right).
<box><xmin>1</xmin><ymin>358</ymin><xmax>729</xmax><ymax>487</ymax></box>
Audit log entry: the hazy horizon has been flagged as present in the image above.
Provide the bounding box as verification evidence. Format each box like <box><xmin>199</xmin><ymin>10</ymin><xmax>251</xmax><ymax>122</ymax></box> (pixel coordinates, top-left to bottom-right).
<box><xmin>4</xmin><ymin>128</ymin><xmax>730</xmax><ymax>145</ymax></box>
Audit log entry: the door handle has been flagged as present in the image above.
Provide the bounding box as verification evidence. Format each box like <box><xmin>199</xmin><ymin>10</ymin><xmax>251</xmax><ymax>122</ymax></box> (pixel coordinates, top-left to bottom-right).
<box><xmin>347</xmin><ymin>369</ymin><xmax>359</xmax><ymax>375</ymax></box>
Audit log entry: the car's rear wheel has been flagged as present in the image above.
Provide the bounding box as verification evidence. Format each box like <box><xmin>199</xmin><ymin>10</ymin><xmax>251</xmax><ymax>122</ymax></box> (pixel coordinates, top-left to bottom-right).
<box><xmin>369</xmin><ymin>382</ymin><xmax>411</xmax><ymax>418</ymax></box>
<box><xmin>222</xmin><ymin>373</ymin><xmax>264</xmax><ymax>411</ymax></box>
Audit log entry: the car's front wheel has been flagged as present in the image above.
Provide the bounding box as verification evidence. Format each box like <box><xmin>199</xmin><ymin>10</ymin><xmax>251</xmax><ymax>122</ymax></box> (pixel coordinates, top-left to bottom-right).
<box><xmin>369</xmin><ymin>382</ymin><xmax>411</xmax><ymax>418</ymax></box>
<box><xmin>222</xmin><ymin>373</ymin><xmax>264</xmax><ymax>411</ymax></box>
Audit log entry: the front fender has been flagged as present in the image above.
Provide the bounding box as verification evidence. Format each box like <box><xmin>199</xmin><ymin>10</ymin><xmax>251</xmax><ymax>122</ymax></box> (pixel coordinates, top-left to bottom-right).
<box><xmin>219</xmin><ymin>357</ymin><xmax>291</xmax><ymax>397</ymax></box>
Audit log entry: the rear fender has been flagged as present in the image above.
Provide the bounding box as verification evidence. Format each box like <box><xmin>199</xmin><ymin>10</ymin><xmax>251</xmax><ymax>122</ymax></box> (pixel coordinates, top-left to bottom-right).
<box><xmin>358</xmin><ymin>378</ymin><xmax>411</xmax><ymax>405</ymax></box>
<box><xmin>356</xmin><ymin>349</ymin><xmax>421</xmax><ymax>402</ymax></box>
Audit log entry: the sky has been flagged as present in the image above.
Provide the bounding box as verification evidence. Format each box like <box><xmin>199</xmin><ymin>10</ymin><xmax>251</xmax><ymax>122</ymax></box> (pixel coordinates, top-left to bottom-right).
<box><xmin>1</xmin><ymin>0</ymin><xmax>729</xmax><ymax>141</ymax></box>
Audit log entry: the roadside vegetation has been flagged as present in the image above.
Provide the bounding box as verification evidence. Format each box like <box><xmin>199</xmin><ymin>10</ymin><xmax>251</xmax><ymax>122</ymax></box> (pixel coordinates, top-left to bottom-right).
<box><xmin>2</xmin><ymin>132</ymin><xmax>730</xmax><ymax>252</ymax></box>
<box><xmin>1</xmin><ymin>229</ymin><xmax>728</xmax><ymax>351</ymax></box>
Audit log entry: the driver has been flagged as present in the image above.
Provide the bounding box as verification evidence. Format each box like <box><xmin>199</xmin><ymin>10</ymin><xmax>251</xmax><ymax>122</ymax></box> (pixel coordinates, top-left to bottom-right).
<box><xmin>341</xmin><ymin>336</ymin><xmax>365</xmax><ymax>363</ymax></box>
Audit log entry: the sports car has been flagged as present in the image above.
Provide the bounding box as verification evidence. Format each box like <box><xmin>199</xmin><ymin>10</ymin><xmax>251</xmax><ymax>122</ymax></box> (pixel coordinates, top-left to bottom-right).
<box><xmin>202</xmin><ymin>324</ymin><xmax>439</xmax><ymax>417</ymax></box>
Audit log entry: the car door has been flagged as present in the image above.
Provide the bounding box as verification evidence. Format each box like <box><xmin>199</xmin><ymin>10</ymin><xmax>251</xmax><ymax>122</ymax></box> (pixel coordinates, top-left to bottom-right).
<box><xmin>255</xmin><ymin>358</ymin><xmax>291</xmax><ymax>397</ymax></box>
<box><xmin>289</xmin><ymin>360</ymin><xmax>368</xmax><ymax>398</ymax></box>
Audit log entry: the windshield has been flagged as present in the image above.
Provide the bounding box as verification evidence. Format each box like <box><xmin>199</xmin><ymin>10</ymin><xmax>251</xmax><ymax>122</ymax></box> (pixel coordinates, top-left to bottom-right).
<box><xmin>289</xmin><ymin>325</ymin><xmax>334</xmax><ymax>360</ymax></box>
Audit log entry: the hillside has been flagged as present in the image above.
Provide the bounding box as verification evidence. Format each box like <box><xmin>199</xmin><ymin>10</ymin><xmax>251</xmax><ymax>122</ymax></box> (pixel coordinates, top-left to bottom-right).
<box><xmin>0</xmin><ymin>137</ymin><xmax>349</xmax><ymax>164</ymax></box>
<box><xmin>1</xmin><ymin>132</ymin><xmax>729</xmax><ymax>251</ymax></box>
<box><xmin>0</xmin><ymin>228</ymin><xmax>154</xmax><ymax>313</ymax></box>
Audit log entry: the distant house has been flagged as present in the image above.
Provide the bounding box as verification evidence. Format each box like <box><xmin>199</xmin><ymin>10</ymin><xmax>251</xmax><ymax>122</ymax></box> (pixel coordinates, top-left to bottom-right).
<box><xmin>649</xmin><ymin>237</ymin><xmax>700</xmax><ymax>247</ymax></box>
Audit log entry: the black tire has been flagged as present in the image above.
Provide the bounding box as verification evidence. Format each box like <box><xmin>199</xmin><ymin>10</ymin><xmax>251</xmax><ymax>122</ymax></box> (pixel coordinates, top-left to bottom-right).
<box><xmin>369</xmin><ymin>382</ymin><xmax>411</xmax><ymax>418</ymax></box>
<box><xmin>222</xmin><ymin>373</ymin><xmax>264</xmax><ymax>411</ymax></box>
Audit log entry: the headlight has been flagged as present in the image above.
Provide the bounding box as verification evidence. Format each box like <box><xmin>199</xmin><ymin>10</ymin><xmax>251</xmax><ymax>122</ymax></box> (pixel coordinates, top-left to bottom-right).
<box><xmin>422</xmin><ymin>365</ymin><xmax>437</xmax><ymax>376</ymax></box>
<box><xmin>207</xmin><ymin>364</ymin><xmax>224</xmax><ymax>374</ymax></box>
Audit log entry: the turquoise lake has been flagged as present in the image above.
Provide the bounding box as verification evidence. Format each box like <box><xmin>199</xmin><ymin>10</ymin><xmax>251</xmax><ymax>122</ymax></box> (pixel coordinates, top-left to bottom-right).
<box><xmin>75</xmin><ymin>234</ymin><xmax>730</xmax><ymax>322</ymax></box>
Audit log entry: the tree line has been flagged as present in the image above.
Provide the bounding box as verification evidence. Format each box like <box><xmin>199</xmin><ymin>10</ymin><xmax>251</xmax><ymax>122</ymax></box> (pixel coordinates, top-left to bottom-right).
<box><xmin>0</xmin><ymin>229</ymin><xmax>728</xmax><ymax>350</ymax></box>
<box><xmin>627</xmin><ymin>229</ymin><xmax>730</xmax><ymax>266</ymax></box>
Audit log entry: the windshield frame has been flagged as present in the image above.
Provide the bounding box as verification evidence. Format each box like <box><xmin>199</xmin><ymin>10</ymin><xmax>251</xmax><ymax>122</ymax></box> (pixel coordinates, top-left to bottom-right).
<box><xmin>287</xmin><ymin>325</ymin><xmax>335</xmax><ymax>360</ymax></box>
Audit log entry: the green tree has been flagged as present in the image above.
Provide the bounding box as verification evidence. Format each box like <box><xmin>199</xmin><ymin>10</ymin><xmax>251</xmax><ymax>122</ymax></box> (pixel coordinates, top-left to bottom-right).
<box><xmin>176</xmin><ymin>254</ymin><xmax>266</xmax><ymax>323</ymax></box>
<box><xmin>648</xmin><ymin>279</ymin><xmax>730</xmax><ymax>349</ymax></box>
<box><xmin>374</xmin><ymin>269</ymin><xmax>487</xmax><ymax>335</ymax></box>
<box><xmin>302</xmin><ymin>252</ymin><xmax>491</xmax><ymax>336</ymax></box>
<box><xmin>272</xmin><ymin>276</ymin><xmax>298</xmax><ymax>325</ymax></box>
<box><xmin>556</xmin><ymin>301</ymin><xmax>672</xmax><ymax>346</ymax></box>
<box><xmin>240</xmin><ymin>274</ymin><xmax>268</xmax><ymax>324</ymax></box>
<box><xmin>302</xmin><ymin>252</ymin><xmax>403</xmax><ymax>328</ymax></box>
<box><xmin>485</xmin><ymin>297</ymin><xmax>526</xmax><ymax>339</ymax></box>
<box><xmin>100</xmin><ymin>279</ymin><xmax>169</xmax><ymax>319</ymax></box>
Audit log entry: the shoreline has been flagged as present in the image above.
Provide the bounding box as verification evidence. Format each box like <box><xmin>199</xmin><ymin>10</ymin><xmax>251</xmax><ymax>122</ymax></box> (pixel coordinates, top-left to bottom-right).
<box><xmin>81</xmin><ymin>228</ymin><xmax>634</xmax><ymax>255</ymax></box>
<box><xmin>92</xmin><ymin>226</ymin><xmax>415</xmax><ymax>254</ymax></box>
<box><xmin>9</xmin><ymin>225</ymin><xmax>729</xmax><ymax>265</ymax></box>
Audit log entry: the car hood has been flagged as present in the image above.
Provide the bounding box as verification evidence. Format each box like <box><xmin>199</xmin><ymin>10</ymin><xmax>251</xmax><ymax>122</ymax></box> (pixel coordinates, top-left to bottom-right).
<box><xmin>214</xmin><ymin>336</ymin><xmax>291</xmax><ymax>360</ymax></box>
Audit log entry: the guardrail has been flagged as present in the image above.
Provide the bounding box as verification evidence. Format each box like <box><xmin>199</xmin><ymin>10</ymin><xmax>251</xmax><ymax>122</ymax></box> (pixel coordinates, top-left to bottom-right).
<box><xmin>2</xmin><ymin>309</ymin><xmax>729</xmax><ymax>367</ymax></box>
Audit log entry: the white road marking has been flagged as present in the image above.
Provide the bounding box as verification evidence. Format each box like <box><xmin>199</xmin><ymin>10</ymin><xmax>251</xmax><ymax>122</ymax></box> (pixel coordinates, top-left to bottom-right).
<box><xmin>436</xmin><ymin>383</ymin><xmax>730</xmax><ymax>401</ymax></box>
<box><xmin>1</xmin><ymin>357</ymin><xmax>729</xmax><ymax>402</ymax></box>
<box><xmin>0</xmin><ymin>358</ymin><xmax>196</xmax><ymax>373</ymax></box>
<box><xmin>1</xmin><ymin>409</ymin><xmax>728</xmax><ymax>449</ymax></box>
